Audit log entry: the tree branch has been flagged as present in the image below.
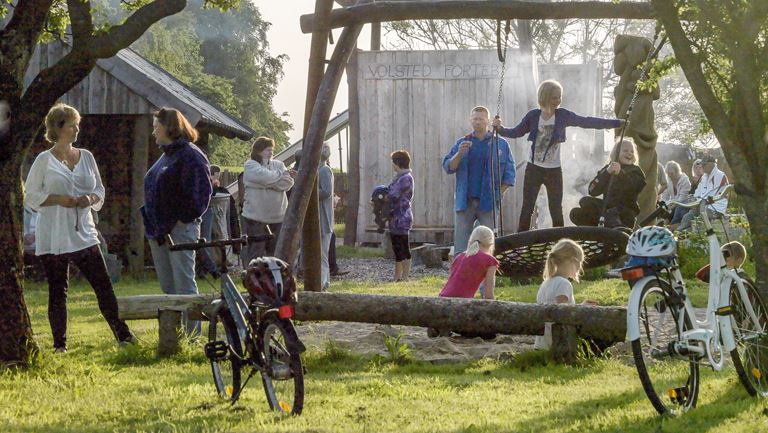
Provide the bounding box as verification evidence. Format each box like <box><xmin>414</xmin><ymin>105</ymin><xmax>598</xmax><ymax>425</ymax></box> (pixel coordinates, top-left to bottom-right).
<box><xmin>89</xmin><ymin>0</ymin><xmax>186</xmax><ymax>58</ymax></box>
<box><xmin>0</xmin><ymin>0</ymin><xmax>55</xmax><ymax>84</ymax></box>
<box><xmin>67</xmin><ymin>0</ymin><xmax>94</xmax><ymax>48</ymax></box>
<box><xmin>651</xmin><ymin>0</ymin><xmax>731</xmax><ymax>141</ymax></box>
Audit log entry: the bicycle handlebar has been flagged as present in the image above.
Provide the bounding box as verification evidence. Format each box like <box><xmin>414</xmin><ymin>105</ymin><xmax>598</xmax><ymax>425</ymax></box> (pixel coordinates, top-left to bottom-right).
<box><xmin>168</xmin><ymin>234</ymin><xmax>273</xmax><ymax>251</ymax></box>
<box><xmin>663</xmin><ymin>184</ymin><xmax>733</xmax><ymax>210</ymax></box>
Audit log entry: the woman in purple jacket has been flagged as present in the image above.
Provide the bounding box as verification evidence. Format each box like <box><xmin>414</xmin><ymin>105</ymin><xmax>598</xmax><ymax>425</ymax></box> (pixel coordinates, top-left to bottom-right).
<box><xmin>492</xmin><ymin>80</ymin><xmax>625</xmax><ymax>231</ymax></box>
<box><xmin>388</xmin><ymin>150</ymin><xmax>414</xmax><ymax>281</ymax></box>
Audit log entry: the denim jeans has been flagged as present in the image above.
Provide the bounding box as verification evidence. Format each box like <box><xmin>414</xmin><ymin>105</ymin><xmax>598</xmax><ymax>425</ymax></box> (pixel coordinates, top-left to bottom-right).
<box><xmin>148</xmin><ymin>219</ymin><xmax>201</xmax><ymax>336</ymax></box>
<box><xmin>453</xmin><ymin>198</ymin><xmax>494</xmax><ymax>255</ymax></box>
<box><xmin>198</xmin><ymin>207</ymin><xmax>217</xmax><ymax>276</ymax></box>
<box><xmin>240</xmin><ymin>218</ymin><xmax>281</xmax><ymax>267</ymax></box>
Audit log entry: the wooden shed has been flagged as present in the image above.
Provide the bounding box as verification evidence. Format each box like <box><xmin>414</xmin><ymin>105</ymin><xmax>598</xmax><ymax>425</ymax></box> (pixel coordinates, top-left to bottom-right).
<box><xmin>352</xmin><ymin>49</ymin><xmax>605</xmax><ymax>244</ymax></box>
<box><xmin>24</xmin><ymin>42</ymin><xmax>255</xmax><ymax>274</ymax></box>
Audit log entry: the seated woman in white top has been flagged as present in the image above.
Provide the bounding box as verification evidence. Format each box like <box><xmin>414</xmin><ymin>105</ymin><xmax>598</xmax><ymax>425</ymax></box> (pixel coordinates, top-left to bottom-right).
<box><xmin>25</xmin><ymin>103</ymin><xmax>134</xmax><ymax>353</ymax></box>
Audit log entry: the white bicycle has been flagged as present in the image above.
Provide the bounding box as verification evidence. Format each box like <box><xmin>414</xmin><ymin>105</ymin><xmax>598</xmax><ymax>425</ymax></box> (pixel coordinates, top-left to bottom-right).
<box><xmin>621</xmin><ymin>184</ymin><xmax>768</xmax><ymax>415</ymax></box>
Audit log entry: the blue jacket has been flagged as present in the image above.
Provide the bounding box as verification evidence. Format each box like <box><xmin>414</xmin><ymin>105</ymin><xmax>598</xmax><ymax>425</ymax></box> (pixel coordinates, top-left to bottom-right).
<box><xmin>499</xmin><ymin>108</ymin><xmax>622</xmax><ymax>163</ymax></box>
<box><xmin>142</xmin><ymin>139</ymin><xmax>212</xmax><ymax>240</ymax></box>
<box><xmin>442</xmin><ymin>132</ymin><xmax>516</xmax><ymax>212</ymax></box>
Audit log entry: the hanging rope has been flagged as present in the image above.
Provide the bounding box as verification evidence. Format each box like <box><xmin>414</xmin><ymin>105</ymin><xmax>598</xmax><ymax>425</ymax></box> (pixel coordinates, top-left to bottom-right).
<box><xmin>491</xmin><ymin>19</ymin><xmax>512</xmax><ymax>236</ymax></box>
<box><xmin>599</xmin><ymin>25</ymin><xmax>668</xmax><ymax>227</ymax></box>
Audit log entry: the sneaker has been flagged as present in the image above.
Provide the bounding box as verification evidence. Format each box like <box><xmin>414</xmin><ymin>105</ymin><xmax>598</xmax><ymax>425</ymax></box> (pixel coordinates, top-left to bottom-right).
<box><xmin>330</xmin><ymin>269</ymin><xmax>350</xmax><ymax>277</ymax></box>
<box><xmin>118</xmin><ymin>334</ymin><xmax>138</xmax><ymax>347</ymax></box>
<box><xmin>54</xmin><ymin>347</ymin><xmax>67</xmax><ymax>354</ymax></box>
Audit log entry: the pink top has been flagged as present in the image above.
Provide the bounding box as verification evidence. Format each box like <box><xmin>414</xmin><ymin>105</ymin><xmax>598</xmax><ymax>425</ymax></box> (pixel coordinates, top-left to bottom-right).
<box><xmin>439</xmin><ymin>251</ymin><xmax>499</xmax><ymax>298</ymax></box>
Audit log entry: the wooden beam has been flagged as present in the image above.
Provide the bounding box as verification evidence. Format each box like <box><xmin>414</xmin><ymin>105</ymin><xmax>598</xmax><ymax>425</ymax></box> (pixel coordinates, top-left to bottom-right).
<box><xmin>301</xmin><ymin>1</ymin><xmax>655</xmax><ymax>33</ymax></box>
<box><xmin>275</xmin><ymin>23</ymin><xmax>364</xmax><ymax>269</ymax></box>
<box><xmin>127</xmin><ymin>115</ymin><xmax>150</xmax><ymax>276</ymax></box>
<box><xmin>117</xmin><ymin>292</ymin><xmax>627</xmax><ymax>343</ymax></box>
<box><xmin>343</xmin><ymin>49</ymin><xmax>361</xmax><ymax>246</ymax></box>
<box><xmin>298</xmin><ymin>0</ymin><xmax>335</xmax><ymax>291</ymax></box>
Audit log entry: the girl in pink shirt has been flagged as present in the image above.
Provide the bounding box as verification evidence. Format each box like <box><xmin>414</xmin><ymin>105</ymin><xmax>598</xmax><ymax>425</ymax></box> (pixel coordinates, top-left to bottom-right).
<box><xmin>439</xmin><ymin>225</ymin><xmax>498</xmax><ymax>299</ymax></box>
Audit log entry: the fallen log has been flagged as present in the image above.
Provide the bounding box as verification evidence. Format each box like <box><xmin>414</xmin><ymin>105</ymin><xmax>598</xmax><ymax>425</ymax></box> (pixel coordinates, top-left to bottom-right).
<box><xmin>118</xmin><ymin>292</ymin><xmax>626</xmax><ymax>342</ymax></box>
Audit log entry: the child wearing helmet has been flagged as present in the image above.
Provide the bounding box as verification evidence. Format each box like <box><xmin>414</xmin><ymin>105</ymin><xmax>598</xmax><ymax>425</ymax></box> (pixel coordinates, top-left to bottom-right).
<box><xmin>570</xmin><ymin>139</ymin><xmax>646</xmax><ymax>228</ymax></box>
<box><xmin>535</xmin><ymin>239</ymin><xmax>597</xmax><ymax>350</ymax></box>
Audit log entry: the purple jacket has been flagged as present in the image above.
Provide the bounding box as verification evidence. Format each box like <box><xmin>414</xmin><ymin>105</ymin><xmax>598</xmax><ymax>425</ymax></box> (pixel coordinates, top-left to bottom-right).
<box><xmin>387</xmin><ymin>170</ymin><xmax>414</xmax><ymax>235</ymax></box>
<box><xmin>499</xmin><ymin>108</ymin><xmax>622</xmax><ymax>163</ymax></box>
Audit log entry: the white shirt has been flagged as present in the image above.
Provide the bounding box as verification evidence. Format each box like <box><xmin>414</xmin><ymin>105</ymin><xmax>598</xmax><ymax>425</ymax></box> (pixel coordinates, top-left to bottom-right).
<box><xmin>693</xmin><ymin>165</ymin><xmax>728</xmax><ymax>214</ymax></box>
<box><xmin>25</xmin><ymin>149</ymin><xmax>105</xmax><ymax>255</ymax></box>
<box><xmin>661</xmin><ymin>173</ymin><xmax>692</xmax><ymax>204</ymax></box>
<box><xmin>534</xmin><ymin>276</ymin><xmax>574</xmax><ymax>350</ymax></box>
<box><xmin>241</xmin><ymin>159</ymin><xmax>294</xmax><ymax>223</ymax></box>
<box><xmin>531</xmin><ymin>114</ymin><xmax>560</xmax><ymax>168</ymax></box>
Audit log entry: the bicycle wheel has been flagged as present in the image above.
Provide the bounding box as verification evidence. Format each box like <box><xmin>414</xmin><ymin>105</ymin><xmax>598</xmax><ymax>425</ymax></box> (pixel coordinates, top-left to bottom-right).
<box><xmin>207</xmin><ymin>307</ymin><xmax>242</xmax><ymax>401</ymax></box>
<box><xmin>631</xmin><ymin>279</ymin><xmax>699</xmax><ymax>415</ymax></box>
<box><xmin>258</xmin><ymin>314</ymin><xmax>304</xmax><ymax>415</ymax></box>
<box><xmin>729</xmin><ymin>276</ymin><xmax>768</xmax><ymax>397</ymax></box>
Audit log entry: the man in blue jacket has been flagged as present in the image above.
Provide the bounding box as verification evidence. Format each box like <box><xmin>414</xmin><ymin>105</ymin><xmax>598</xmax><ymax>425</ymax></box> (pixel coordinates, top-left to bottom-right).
<box><xmin>443</xmin><ymin>106</ymin><xmax>516</xmax><ymax>255</ymax></box>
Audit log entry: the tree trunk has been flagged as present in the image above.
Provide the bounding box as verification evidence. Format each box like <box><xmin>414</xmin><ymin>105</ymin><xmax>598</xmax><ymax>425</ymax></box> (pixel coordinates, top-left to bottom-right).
<box><xmin>0</xmin><ymin>156</ymin><xmax>37</xmax><ymax>366</ymax></box>
<box><xmin>742</xmin><ymin>194</ymin><xmax>768</xmax><ymax>297</ymax></box>
<box><xmin>117</xmin><ymin>292</ymin><xmax>627</xmax><ymax>343</ymax></box>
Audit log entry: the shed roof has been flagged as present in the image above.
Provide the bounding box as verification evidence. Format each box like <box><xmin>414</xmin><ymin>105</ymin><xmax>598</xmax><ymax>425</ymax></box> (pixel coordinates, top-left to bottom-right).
<box><xmin>97</xmin><ymin>48</ymin><xmax>254</xmax><ymax>140</ymax></box>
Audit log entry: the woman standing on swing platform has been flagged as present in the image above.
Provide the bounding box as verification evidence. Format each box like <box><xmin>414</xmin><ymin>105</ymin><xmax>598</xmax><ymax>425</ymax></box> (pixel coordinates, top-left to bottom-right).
<box><xmin>492</xmin><ymin>80</ymin><xmax>625</xmax><ymax>231</ymax></box>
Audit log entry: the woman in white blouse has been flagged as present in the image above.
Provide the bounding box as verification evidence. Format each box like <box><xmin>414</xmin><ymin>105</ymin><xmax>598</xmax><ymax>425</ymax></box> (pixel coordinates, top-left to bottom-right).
<box><xmin>25</xmin><ymin>103</ymin><xmax>134</xmax><ymax>353</ymax></box>
<box><xmin>241</xmin><ymin>137</ymin><xmax>295</xmax><ymax>266</ymax></box>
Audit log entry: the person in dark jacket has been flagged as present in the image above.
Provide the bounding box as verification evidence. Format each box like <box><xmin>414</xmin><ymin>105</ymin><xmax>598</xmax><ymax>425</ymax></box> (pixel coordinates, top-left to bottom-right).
<box><xmin>570</xmin><ymin>139</ymin><xmax>646</xmax><ymax>228</ymax></box>
<box><xmin>142</xmin><ymin>107</ymin><xmax>212</xmax><ymax>336</ymax></box>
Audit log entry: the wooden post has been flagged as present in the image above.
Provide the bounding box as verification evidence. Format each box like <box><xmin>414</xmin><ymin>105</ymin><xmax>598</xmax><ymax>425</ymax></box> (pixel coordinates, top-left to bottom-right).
<box><xmin>157</xmin><ymin>308</ymin><xmax>183</xmax><ymax>356</ymax></box>
<box><xmin>300</xmin><ymin>0</ymin><xmax>335</xmax><ymax>292</ymax></box>
<box><xmin>343</xmin><ymin>48</ymin><xmax>361</xmax><ymax>246</ymax></box>
<box><xmin>128</xmin><ymin>115</ymin><xmax>150</xmax><ymax>277</ymax></box>
<box><xmin>551</xmin><ymin>323</ymin><xmax>579</xmax><ymax>364</ymax></box>
<box><xmin>275</xmin><ymin>24</ymin><xmax>364</xmax><ymax>275</ymax></box>
<box><xmin>371</xmin><ymin>21</ymin><xmax>381</xmax><ymax>50</ymax></box>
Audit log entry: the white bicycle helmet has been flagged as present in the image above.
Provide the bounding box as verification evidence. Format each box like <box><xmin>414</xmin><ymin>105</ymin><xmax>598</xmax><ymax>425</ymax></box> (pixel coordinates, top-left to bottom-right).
<box><xmin>626</xmin><ymin>226</ymin><xmax>677</xmax><ymax>258</ymax></box>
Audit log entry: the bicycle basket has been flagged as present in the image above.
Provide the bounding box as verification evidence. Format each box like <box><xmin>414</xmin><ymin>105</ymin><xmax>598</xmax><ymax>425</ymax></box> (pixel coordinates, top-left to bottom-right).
<box><xmin>243</xmin><ymin>257</ymin><xmax>297</xmax><ymax>309</ymax></box>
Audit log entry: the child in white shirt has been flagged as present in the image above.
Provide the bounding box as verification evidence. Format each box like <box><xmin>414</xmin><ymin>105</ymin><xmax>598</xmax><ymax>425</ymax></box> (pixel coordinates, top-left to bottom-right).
<box><xmin>535</xmin><ymin>238</ymin><xmax>596</xmax><ymax>349</ymax></box>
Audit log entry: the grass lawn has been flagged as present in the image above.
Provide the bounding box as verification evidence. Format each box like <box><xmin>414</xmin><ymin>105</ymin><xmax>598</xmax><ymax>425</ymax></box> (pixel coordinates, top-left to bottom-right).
<box><xmin>2</xmin><ymin>274</ymin><xmax>766</xmax><ymax>432</ymax></box>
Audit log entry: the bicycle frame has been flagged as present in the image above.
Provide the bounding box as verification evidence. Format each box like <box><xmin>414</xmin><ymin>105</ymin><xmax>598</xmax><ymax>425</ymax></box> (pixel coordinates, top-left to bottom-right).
<box><xmin>627</xmin><ymin>185</ymin><xmax>763</xmax><ymax>369</ymax></box>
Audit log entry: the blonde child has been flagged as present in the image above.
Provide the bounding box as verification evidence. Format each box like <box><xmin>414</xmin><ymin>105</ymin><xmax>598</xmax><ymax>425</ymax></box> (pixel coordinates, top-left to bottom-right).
<box><xmin>534</xmin><ymin>239</ymin><xmax>596</xmax><ymax>350</ymax></box>
<box><xmin>439</xmin><ymin>225</ymin><xmax>498</xmax><ymax>300</ymax></box>
<box><xmin>429</xmin><ymin>225</ymin><xmax>499</xmax><ymax>338</ymax></box>
<box><xmin>696</xmin><ymin>241</ymin><xmax>747</xmax><ymax>282</ymax></box>
<box><xmin>492</xmin><ymin>80</ymin><xmax>625</xmax><ymax>231</ymax></box>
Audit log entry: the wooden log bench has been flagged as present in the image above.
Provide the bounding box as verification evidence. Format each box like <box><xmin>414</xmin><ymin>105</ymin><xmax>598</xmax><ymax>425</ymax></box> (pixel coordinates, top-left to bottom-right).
<box><xmin>118</xmin><ymin>292</ymin><xmax>627</xmax><ymax>363</ymax></box>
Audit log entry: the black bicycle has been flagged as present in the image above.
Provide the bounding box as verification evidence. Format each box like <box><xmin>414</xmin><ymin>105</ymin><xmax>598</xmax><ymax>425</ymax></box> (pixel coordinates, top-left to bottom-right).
<box><xmin>169</xmin><ymin>235</ymin><xmax>305</xmax><ymax>415</ymax></box>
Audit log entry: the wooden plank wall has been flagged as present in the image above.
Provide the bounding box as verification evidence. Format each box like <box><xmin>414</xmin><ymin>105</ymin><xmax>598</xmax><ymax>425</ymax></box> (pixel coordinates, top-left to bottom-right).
<box><xmin>356</xmin><ymin>51</ymin><xmax>605</xmax><ymax>244</ymax></box>
<box><xmin>356</xmin><ymin>49</ymin><xmax>539</xmax><ymax>244</ymax></box>
<box><xmin>23</xmin><ymin>42</ymin><xmax>153</xmax><ymax>115</ymax></box>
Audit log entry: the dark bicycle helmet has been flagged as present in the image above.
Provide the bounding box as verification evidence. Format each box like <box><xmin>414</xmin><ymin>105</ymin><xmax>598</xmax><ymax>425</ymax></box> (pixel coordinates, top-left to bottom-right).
<box><xmin>371</xmin><ymin>184</ymin><xmax>391</xmax><ymax>233</ymax></box>
<box><xmin>244</xmin><ymin>257</ymin><xmax>297</xmax><ymax>309</ymax></box>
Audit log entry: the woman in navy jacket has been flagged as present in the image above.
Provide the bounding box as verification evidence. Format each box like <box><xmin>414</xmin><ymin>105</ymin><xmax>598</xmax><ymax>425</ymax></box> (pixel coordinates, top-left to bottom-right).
<box><xmin>142</xmin><ymin>107</ymin><xmax>212</xmax><ymax>336</ymax></box>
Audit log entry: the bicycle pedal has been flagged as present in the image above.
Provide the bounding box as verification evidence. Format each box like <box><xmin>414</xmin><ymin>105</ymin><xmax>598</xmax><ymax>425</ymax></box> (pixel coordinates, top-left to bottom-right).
<box><xmin>715</xmin><ymin>306</ymin><xmax>733</xmax><ymax>316</ymax></box>
<box><xmin>667</xmin><ymin>386</ymin><xmax>689</xmax><ymax>405</ymax></box>
<box><xmin>205</xmin><ymin>340</ymin><xmax>229</xmax><ymax>361</ymax></box>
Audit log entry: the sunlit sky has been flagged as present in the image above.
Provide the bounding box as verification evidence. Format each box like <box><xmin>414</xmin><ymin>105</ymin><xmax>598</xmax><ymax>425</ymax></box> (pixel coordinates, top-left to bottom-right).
<box><xmin>255</xmin><ymin>1</ymin><xmax>376</xmax><ymax>146</ymax></box>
